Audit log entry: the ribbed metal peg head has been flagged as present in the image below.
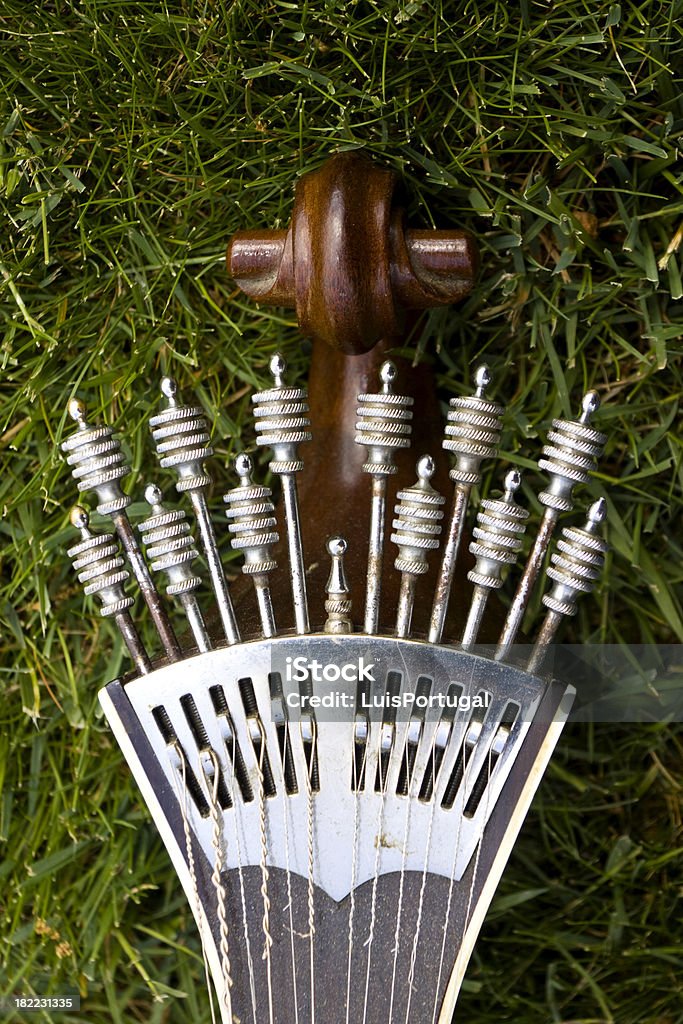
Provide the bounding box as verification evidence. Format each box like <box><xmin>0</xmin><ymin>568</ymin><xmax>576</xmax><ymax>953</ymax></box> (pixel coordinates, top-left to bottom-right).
<box><xmin>324</xmin><ymin>535</ymin><xmax>352</xmax><ymax>634</ymax></box>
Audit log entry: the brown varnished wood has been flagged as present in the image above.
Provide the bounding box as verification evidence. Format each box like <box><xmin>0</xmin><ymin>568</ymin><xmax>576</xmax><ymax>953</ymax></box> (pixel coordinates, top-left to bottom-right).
<box><xmin>227</xmin><ymin>151</ymin><xmax>478</xmax><ymax>355</ymax></box>
<box><xmin>224</xmin><ymin>151</ymin><xmax>501</xmax><ymax>642</ymax></box>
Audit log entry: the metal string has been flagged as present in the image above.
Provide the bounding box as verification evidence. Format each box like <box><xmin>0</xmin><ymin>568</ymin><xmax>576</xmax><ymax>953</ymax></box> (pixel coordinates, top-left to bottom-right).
<box><xmin>387</xmin><ymin>739</ymin><xmax>416</xmax><ymax>1024</ymax></box>
<box><xmin>226</xmin><ymin>731</ymin><xmax>258</xmax><ymax>1024</ymax></box>
<box><xmin>361</xmin><ymin>738</ymin><xmax>390</xmax><ymax>1024</ymax></box>
<box><xmin>281</xmin><ymin>722</ymin><xmax>300</xmax><ymax>1024</ymax></box>
<box><xmin>256</xmin><ymin>720</ymin><xmax>275</xmax><ymax>1024</ymax></box>
<box><xmin>203</xmin><ymin>748</ymin><xmax>233</xmax><ymax>1021</ymax></box>
<box><xmin>345</xmin><ymin>725</ymin><xmax>367</xmax><ymax>1024</ymax></box>
<box><xmin>429</xmin><ymin>671</ymin><xmax>484</xmax><ymax>1024</ymax></box>
<box><xmin>169</xmin><ymin>743</ymin><xmax>217</xmax><ymax>1024</ymax></box>
<box><xmin>305</xmin><ymin>718</ymin><xmax>317</xmax><ymax>1024</ymax></box>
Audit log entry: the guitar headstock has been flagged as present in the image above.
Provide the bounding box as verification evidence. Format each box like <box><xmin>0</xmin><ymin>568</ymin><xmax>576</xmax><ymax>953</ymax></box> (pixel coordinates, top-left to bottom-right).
<box><xmin>63</xmin><ymin>348</ymin><xmax>607</xmax><ymax>1023</ymax></box>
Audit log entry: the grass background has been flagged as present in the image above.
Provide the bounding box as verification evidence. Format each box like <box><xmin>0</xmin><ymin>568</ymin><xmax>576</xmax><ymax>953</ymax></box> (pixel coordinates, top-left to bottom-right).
<box><xmin>1</xmin><ymin>1</ymin><xmax>682</xmax><ymax>1021</ymax></box>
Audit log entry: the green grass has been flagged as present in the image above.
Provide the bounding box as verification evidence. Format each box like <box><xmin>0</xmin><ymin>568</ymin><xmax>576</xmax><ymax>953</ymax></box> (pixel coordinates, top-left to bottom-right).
<box><xmin>0</xmin><ymin>1</ymin><xmax>682</xmax><ymax>1021</ymax></box>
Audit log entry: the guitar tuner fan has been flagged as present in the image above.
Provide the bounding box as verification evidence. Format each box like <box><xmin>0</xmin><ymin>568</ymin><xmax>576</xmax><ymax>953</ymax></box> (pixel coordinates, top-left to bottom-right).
<box><xmin>60</xmin><ymin>151</ymin><xmax>609</xmax><ymax>1024</ymax></box>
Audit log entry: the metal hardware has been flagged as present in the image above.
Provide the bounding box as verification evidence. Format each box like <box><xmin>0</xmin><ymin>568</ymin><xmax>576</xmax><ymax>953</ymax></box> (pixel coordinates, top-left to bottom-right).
<box><xmin>252</xmin><ymin>353</ymin><xmax>311</xmax><ymax>634</ymax></box>
<box><xmin>223</xmin><ymin>454</ymin><xmax>278</xmax><ymax>639</ymax></box>
<box><xmin>324</xmin><ymin>536</ymin><xmax>352</xmax><ymax>634</ymax></box>
<box><xmin>528</xmin><ymin>498</ymin><xmax>608</xmax><ymax>673</ymax></box>
<box><xmin>355</xmin><ymin>360</ymin><xmax>414</xmax><ymax>634</ymax></box>
<box><xmin>68</xmin><ymin>505</ymin><xmax>151</xmax><ymax>675</ymax></box>
<box><xmin>428</xmin><ymin>366</ymin><xmax>503</xmax><ymax>643</ymax></box>
<box><xmin>496</xmin><ymin>391</ymin><xmax>606</xmax><ymax>660</ymax></box>
<box><xmin>149</xmin><ymin>377</ymin><xmax>240</xmax><ymax>646</ymax></box>
<box><xmin>62</xmin><ymin>399</ymin><xmax>181</xmax><ymax>661</ymax></box>
<box><xmin>391</xmin><ymin>455</ymin><xmax>445</xmax><ymax>638</ymax></box>
<box><xmin>138</xmin><ymin>484</ymin><xmax>212</xmax><ymax>654</ymax></box>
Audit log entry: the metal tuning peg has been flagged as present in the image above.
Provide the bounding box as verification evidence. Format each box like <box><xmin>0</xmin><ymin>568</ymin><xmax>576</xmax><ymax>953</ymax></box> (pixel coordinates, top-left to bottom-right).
<box><xmin>355</xmin><ymin>359</ymin><xmax>414</xmax><ymax>635</ymax></box>
<box><xmin>149</xmin><ymin>377</ymin><xmax>240</xmax><ymax>646</ymax></box>
<box><xmin>223</xmin><ymin>454</ymin><xmax>278</xmax><ymax>639</ymax></box>
<box><xmin>428</xmin><ymin>365</ymin><xmax>503</xmax><ymax>644</ymax></box>
<box><xmin>391</xmin><ymin>455</ymin><xmax>445</xmax><ymax>638</ymax></box>
<box><xmin>251</xmin><ymin>353</ymin><xmax>311</xmax><ymax>634</ymax></box>
<box><xmin>461</xmin><ymin>469</ymin><xmax>529</xmax><ymax>650</ymax></box>
<box><xmin>497</xmin><ymin>391</ymin><xmax>606</xmax><ymax>660</ymax></box>
<box><xmin>61</xmin><ymin>398</ymin><xmax>181</xmax><ymax>661</ymax></box>
<box><xmin>324</xmin><ymin>536</ymin><xmax>352</xmax><ymax>634</ymax></box>
<box><xmin>528</xmin><ymin>498</ymin><xmax>608</xmax><ymax>673</ymax></box>
<box><xmin>67</xmin><ymin>505</ymin><xmax>151</xmax><ymax>676</ymax></box>
<box><xmin>138</xmin><ymin>484</ymin><xmax>212</xmax><ymax>654</ymax></box>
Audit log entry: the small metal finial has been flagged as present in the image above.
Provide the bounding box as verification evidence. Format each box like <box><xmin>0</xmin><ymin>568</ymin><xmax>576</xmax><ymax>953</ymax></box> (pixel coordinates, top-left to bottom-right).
<box><xmin>270</xmin><ymin>352</ymin><xmax>287</xmax><ymax>388</ymax></box>
<box><xmin>473</xmin><ymin>364</ymin><xmax>492</xmax><ymax>399</ymax></box>
<box><xmin>69</xmin><ymin>504</ymin><xmax>90</xmax><ymax>534</ymax></box>
<box><xmin>233</xmin><ymin>454</ymin><xmax>254</xmax><ymax>486</ymax></box>
<box><xmin>579</xmin><ymin>390</ymin><xmax>600</xmax><ymax>425</ymax></box>
<box><xmin>160</xmin><ymin>376</ymin><xmax>179</xmax><ymax>405</ymax></box>
<box><xmin>416</xmin><ymin>454</ymin><xmax>436</xmax><ymax>483</ymax></box>
<box><xmin>586</xmin><ymin>496</ymin><xmax>607</xmax><ymax>527</ymax></box>
<box><xmin>379</xmin><ymin>360</ymin><xmax>397</xmax><ymax>393</ymax></box>
<box><xmin>324</xmin><ymin>536</ymin><xmax>352</xmax><ymax>634</ymax></box>
<box><xmin>144</xmin><ymin>482</ymin><xmax>164</xmax><ymax>509</ymax></box>
<box><xmin>67</xmin><ymin>397</ymin><xmax>88</xmax><ymax>428</ymax></box>
<box><xmin>503</xmin><ymin>469</ymin><xmax>522</xmax><ymax>501</ymax></box>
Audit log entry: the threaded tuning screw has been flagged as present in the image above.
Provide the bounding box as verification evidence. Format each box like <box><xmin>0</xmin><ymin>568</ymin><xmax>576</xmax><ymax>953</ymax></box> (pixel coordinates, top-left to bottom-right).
<box><xmin>428</xmin><ymin>365</ymin><xmax>504</xmax><ymax>644</ymax></box>
<box><xmin>324</xmin><ymin>536</ymin><xmax>352</xmax><ymax>634</ymax></box>
<box><xmin>528</xmin><ymin>498</ymin><xmax>608</xmax><ymax>673</ymax></box>
<box><xmin>138</xmin><ymin>484</ymin><xmax>212</xmax><ymax>654</ymax></box>
<box><xmin>461</xmin><ymin>470</ymin><xmax>529</xmax><ymax>650</ymax></box>
<box><xmin>68</xmin><ymin>505</ymin><xmax>151</xmax><ymax>676</ymax></box>
<box><xmin>223</xmin><ymin>454</ymin><xmax>278</xmax><ymax>639</ymax></box>
<box><xmin>355</xmin><ymin>360</ymin><xmax>414</xmax><ymax>635</ymax></box>
<box><xmin>149</xmin><ymin>377</ymin><xmax>240</xmax><ymax>646</ymax></box>
<box><xmin>391</xmin><ymin>456</ymin><xmax>445</xmax><ymax>638</ymax></box>
<box><xmin>62</xmin><ymin>399</ymin><xmax>181</xmax><ymax>661</ymax></box>
<box><xmin>252</xmin><ymin>353</ymin><xmax>311</xmax><ymax>634</ymax></box>
<box><xmin>497</xmin><ymin>391</ymin><xmax>606</xmax><ymax>660</ymax></box>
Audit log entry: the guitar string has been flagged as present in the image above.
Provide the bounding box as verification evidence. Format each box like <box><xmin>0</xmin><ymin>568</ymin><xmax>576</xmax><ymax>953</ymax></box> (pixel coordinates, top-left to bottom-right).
<box><xmin>345</xmin><ymin>718</ymin><xmax>367</xmax><ymax>1024</ymax></box>
<box><xmin>256</xmin><ymin>719</ymin><xmax>275</xmax><ymax>1024</ymax></box>
<box><xmin>169</xmin><ymin>742</ymin><xmax>217</xmax><ymax>1024</ymax></box>
<box><xmin>387</xmin><ymin>736</ymin><xmax>415</xmax><ymax>1023</ymax></box>
<box><xmin>402</xmin><ymin>733</ymin><xmax>440</xmax><ymax>1024</ymax></box>
<box><xmin>305</xmin><ymin>717</ymin><xmax>317</xmax><ymax>1024</ymax></box>
<box><xmin>361</xmin><ymin>724</ymin><xmax>391</xmax><ymax>1024</ymax></box>
<box><xmin>226</xmin><ymin>725</ymin><xmax>259</xmax><ymax>1024</ymax></box>
<box><xmin>281</xmin><ymin>719</ymin><xmax>300</xmax><ymax>1024</ymax></box>
<box><xmin>203</xmin><ymin>748</ymin><xmax>234</xmax><ymax>1021</ymax></box>
<box><xmin>429</xmin><ymin>673</ymin><xmax>488</xmax><ymax>1024</ymax></box>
